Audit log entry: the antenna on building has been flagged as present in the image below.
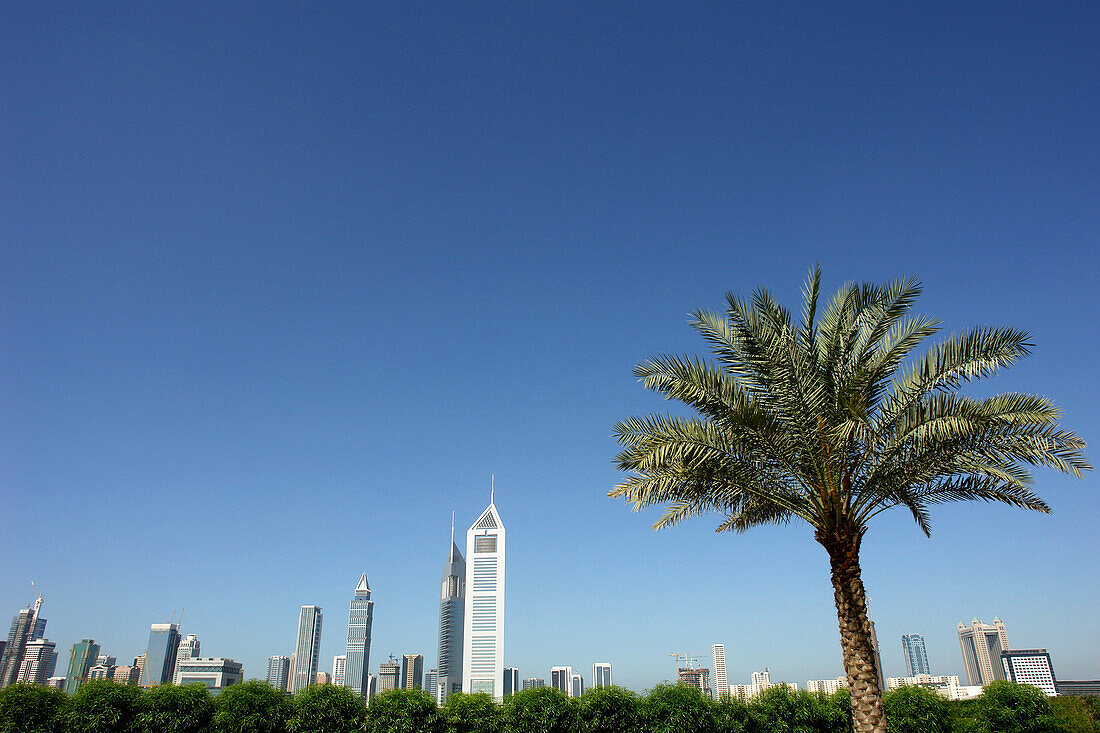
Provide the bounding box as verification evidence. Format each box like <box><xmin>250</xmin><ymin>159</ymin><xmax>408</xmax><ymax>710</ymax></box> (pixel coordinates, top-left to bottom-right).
<box><xmin>450</xmin><ymin>511</ymin><xmax>455</xmax><ymax>546</ymax></box>
<box><xmin>490</xmin><ymin>474</ymin><xmax>495</xmax><ymax>504</ymax></box>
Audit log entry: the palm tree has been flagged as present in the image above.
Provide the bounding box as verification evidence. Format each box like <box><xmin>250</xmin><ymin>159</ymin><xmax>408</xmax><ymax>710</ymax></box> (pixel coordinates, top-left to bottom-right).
<box><xmin>609</xmin><ymin>268</ymin><xmax>1088</xmax><ymax>733</ymax></box>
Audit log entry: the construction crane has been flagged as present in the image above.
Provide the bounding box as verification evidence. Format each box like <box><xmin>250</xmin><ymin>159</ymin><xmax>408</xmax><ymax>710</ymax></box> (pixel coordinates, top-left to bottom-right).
<box><xmin>669</xmin><ymin>652</ymin><xmax>708</xmax><ymax>673</ymax></box>
<box><xmin>29</xmin><ymin>581</ymin><xmax>44</xmax><ymax>627</ymax></box>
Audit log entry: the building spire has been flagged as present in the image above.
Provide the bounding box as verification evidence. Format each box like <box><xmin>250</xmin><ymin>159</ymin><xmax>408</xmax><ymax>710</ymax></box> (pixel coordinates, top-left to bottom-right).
<box><xmin>450</xmin><ymin>510</ymin><xmax>455</xmax><ymax>546</ymax></box>
<box><xmin>490</xmin><ymin>474</ymin><xmax>495</xmax><ymax>505</ymax></box>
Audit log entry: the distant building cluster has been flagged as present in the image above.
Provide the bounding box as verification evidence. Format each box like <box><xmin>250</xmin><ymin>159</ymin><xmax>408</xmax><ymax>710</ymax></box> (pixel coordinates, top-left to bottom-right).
<box><xmin>1</xmin><ymin>500</ymin><xmax>1092</xmax><ymax>705</ymax></box>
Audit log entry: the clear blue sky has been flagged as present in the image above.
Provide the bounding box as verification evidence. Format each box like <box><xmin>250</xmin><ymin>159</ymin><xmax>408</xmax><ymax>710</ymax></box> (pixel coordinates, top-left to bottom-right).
<box><xmin>2</xmin><ymin>1</ymin><xmax>1097</xmax><ymax>692</ymax></box>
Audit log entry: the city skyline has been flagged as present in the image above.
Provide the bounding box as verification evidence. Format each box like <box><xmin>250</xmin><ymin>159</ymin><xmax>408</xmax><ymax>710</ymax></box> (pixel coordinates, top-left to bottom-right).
<box><xmin>3</xmin><ymin>1</ymin><xmax>1097</xmax><ymax>694</ymax></box>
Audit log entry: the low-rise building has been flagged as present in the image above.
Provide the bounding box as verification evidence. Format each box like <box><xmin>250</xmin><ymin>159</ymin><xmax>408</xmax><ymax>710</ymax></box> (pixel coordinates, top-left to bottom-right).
<box><xmin>886</xmin><ymin>674</ymin><xmax>961</xmax><ymax>700</ymax></box>
<box><xmin>174</xmin><ymin>658</ymin><xmax>243</xmax><ymax>694</ymax></box>
<box><xmin>806</xmin><ymin>677</ymin><xmax>847</xmax><ymax>695</ymax></box>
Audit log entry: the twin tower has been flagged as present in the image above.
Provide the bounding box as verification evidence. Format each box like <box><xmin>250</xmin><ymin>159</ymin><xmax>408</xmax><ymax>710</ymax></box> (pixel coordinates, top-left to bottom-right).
<box><xmin>439</xmin><ymin>495</ymin><xmax>506</xmax><ymax>702</ymax></box>
<box><xmin>343</xmin><ymin>495</ymin><xmax>506</xmax><ymax>703</ymax></box>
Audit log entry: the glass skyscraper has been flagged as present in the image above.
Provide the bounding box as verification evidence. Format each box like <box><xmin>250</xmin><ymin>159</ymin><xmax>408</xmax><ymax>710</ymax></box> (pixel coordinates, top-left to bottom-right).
<box><xmin>344</xmin><ymin>575</ymin><xmax>373</xmax><ymax>700</ymax></box>
<box><xmin>437</xmin><ymin>516</ymin><xmax>465</xmax><ymax>703</ymax></box>
<box><xmin>292</xmin><ymin>606</ymin><xmax>323</xmax><ymax>693</ymax></box>
<box><xmin>64</xmin><ymin>639</ymin><xmax>100</xmax><ymax>694</ymax></box>
<box><xmin>901</xmin><ymin>634</ymin><xmax>931</xmax><ymax>677</ymax></box>
<box><xmin>142</xmin><ymin>623</ymin><xmax>180</xmax><ymax>686</ymax></box>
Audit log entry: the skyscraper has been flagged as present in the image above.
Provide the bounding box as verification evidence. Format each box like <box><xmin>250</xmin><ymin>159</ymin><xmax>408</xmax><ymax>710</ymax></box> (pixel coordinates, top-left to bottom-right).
<box><xmin>332</xmin><ymin>655</ymin><xmax>347</xmax><ymax>687</ymax></box>
<box><xmin>550</xmin><ymin>666</ymin><xmax>572</xmax><ymax>694</ymax></box>
<box><xmin>570</xmin><ymin>673</ymin><xmax>584</xmax><ymax>698</ymax></box>
<box><xmin>64</xmin><ymin>639</ymin><xmax>100</xmax><ymax>694</ymax></box>
<box><xmin>174</xmin><ymin>634</ymin><xmax>201</xmax><ymax>684</ymax></box>
<box><xmin>17</xmin><ymin>638</ymin><xmax>56</xmax><ymax>684</ymax></box>
<box><xmin>266</xmin><ymin>655</ymin><xmax>290</xmax><ymax>693</ymax></box>
<box><xmin>0</xmin><ymin>603</ymin><xmax>42</xmax><ymax>687</ymax></box>
<box><xmin>902</xmin><ymin>634</ymin><xmax>931</xmax><ymax>677</ymax></box>
<box><xmin>711</xmin><ymin>644</ymin><xmax>727</xmax><ymax>700</ymax></box>
<box><xmin>593</xmin><ymin>662</ymin><xmax>613</xmax><ymax>688</ymax></box>
<box><xmin>869</xmin><ymin>620</ymin><xmax>886</xmax><ymax>692</ymax></box>
<box><xmin>142</xmin><ymin>623</ymin><xmax>181</xmax><ymax>686</ymax></box>
<box><xmin>424</xmin><ymin>669</ymin><xmax>438</xmax><ymax>699</ymax></box>
<box><xmin>344</xmin><ymin>574</ymin><xmax>373</xmax><ymax>701</ymax></box>
<box><xmin>292</xmin><ymin>606</ymin><xmax>323</xmax><ymax>693</ymax></box>
<box><xmin>378</xmin><ymin>657</ymin><xmax>400</xmax><ymax>692</ymax></box>
<box><xmin>462</xmin><ymin>490</ymin><xmax>505</xmax><ymax>700</ymax></box>
<box><xmin>437</xmin><ymin>515</ymin><xmax>466</xmax><ymax>703</ymax></box>
<box><xmin>401</xmin><ymin>654</ymin><xmax>424</xmax><ymax>689</ymax></box>
<box><xmin>503</xmin><ymin>667</ymin><xmax>519</xmax><ymax>696</ymax></box>
<box><xmin>957</xmin><ymin>618</ymin><xmax>1009</xmax><ymax>686</ymax></box>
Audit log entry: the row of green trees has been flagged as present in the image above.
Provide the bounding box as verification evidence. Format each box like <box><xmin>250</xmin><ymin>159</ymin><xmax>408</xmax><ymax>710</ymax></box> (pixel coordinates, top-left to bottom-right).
<box><xmin>1</xmin><ymin>678</ymin><xmax>1096</xmax><ymax>733</ymax></box>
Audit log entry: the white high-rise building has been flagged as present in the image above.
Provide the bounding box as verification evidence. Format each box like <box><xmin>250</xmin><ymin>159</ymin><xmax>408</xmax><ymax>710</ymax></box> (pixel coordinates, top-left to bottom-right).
<box><xmin>711</xmin><ymin>644</ymin><xmax>727</xmax><ymax>700</ymax></box>
<box><xmin>592</xmin><ymin>662</ymin><xmax>612</xmax><ymax>688</ymax></box>
<box><xmin>751</xmin><ymin>668</ymin><xmax>771</xmax><ymax>697</ymax></box>
<box><xmin>887</xmin><ymin>674</ymin><xmax>962</xmax><ymax>700</ymax></box>
<box><xmin>332</xmin><ymin>655</ymin><xmax>346</xmax><ymax>687</ymax></box>
<box><xmin>173</xmin><ymin>634</ymin><xmax>200</xmax><ymax>684</ymax></box>
<box><xmin>462</xmin><ymin>490</ymin><xmax>505</xmax><ymax>701</ymax></box>
<box><xmin>570</xmin><ymin>673</ymin><xmax>584</xmax><ymax>698</ymax></box>
<box><xmin>292</xmin><ymin>606</ymin><xmax>323</xmax><ymax>693</ymax></box>
<box><xmin>17</xmin><ymin>638</ymin><xmax>56</xmax><ymax>684</ymax></box>
<box><xmin>550</xmin><ymin>666</ymin><xmax>572</xmax><ymax>694</ymax></box>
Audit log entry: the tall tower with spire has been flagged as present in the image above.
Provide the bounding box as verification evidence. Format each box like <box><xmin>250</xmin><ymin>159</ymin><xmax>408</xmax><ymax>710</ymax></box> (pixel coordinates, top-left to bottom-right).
<box><xmin>344</xmin><ymin>573</ymin><xmax>374</xmax><ymax>701</ymax></box>
<box><xmin>437</xmin><ymin>512</ymin><xmax>466</xmax><ymax>703</ymax></box>
<box><xmin>462</xmin><ymin>482</ymin><xmax>505</xmax><ymax>700</ymax></box>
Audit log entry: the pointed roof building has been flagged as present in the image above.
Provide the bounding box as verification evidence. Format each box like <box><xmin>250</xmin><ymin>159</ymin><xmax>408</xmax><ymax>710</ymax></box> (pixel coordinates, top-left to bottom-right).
<box><xmin>462</xmin><ymin>487</ymin><xmax>505</xmax><ymax>700</ymax></box>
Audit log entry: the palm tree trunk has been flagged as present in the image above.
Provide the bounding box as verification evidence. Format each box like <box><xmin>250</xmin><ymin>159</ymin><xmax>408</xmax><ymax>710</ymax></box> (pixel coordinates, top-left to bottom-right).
<box><xmin>825</xmin><ymin>537</ymin><xmax>887</xmax><ymax>733</ymax></box>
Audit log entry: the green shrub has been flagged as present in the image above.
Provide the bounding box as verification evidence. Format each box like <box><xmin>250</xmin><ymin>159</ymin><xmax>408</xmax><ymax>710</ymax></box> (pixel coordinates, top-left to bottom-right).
<box><xmin>883</xmin><ymin>685</ymin><xmax>952</xmax><ymax>733</ymax></box>
<box><xmin>712</xmin><ymin>695</ymin><xmax>749</xmax><ymax>733</ymax></box>
<box><xmin>439</xmin><ymin>692</ymin><xmax>501</xmax><ymax>733</ymax></box>
<box><xmin>289</xmin><ymin>684</ymin><xmax>365</xmax><ymax>733</ymax></box>
<box><xmin>139</xmin><ymin>684</ymin><xmax>214</xmax><ymax>733</ymax></box>
<box><xmin>577</xmin><ymin>685</ymin><xmax>642</xmax><ymax>733</ymax></box>
<box><xmin>365</xmin><ymin>688</ymin><xmax>439</xmax><ymax>733</ymax></box>
<box><xmin>975</xmin><ymin>680</ymin><xmax>1058</xmax><ymax>733</ymax></box>
<box><xmin>0</xmin><ymin>682</ymin><xmax>68</xmax><ymax>733</ymax></box>
<box><xmin>502</xmin><ymin>687</ymin><xmax>577</xmax><ymax>733</ymax></box>
<box><xmin>65</xmin><ymin>680</ymin><xmax>145</xmax><ymax>733</ymax></box>
<box><xmin>745</xmin><ymin>685</ymin><xmax>846</xmax><ymax>733</ymax></box>
<box><xmin>643</xmin><ymin>684</ymin><xmax>717</xmax><ymax>733</ymax></box>
<box><xmin>212</xmin><ymin>680</ymin><xmax>290</xmax><ymax>733</ymax></box>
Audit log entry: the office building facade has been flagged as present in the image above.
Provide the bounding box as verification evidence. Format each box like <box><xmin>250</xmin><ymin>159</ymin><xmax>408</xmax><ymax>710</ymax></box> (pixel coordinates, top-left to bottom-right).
<box><xmin>806</xmin><ymin>677</ymin><xmax>848</xmax><ymax>695</ymax></box>
<box><xmin>175</xmin><ymin>658</ymin><xmax>243</xmax><ymax>693</ymax></box>
<box><xmin>344</xmin><ymin>574</ymin><xmax>373</xmax><ymax>700</ymax></box>
<box><xmin>437</xmin><ymin>521</ymin><xmax>466</xmax><ymax>703</ymax></box>
<box><xmin>424</xmin><ymin>669</ymin><xmax>438</xmax><ymax>698</ymax></box>
<box><xmin>550</xmin><ymin>666</ymin><xmax>572</xmax><ymax>694</ymax></box>
<box><xmin>1</xmin><ymin>609</ymin><xmax>39</xmax><ymax>687</ymax></box>
<box><xmin>503</xmin><ymin>667</ymin><xmax>519</xmax><ymax>696</ymax></box>
<box><xmin>332</xmin><ymin>654</ymin><xmax>346</xmax><ymax>687</ymax></box>
<box><xmin>267</xmin><ymin>655</ymin><xmax>290</xmax><ymax>693</ymax></box>
<box><xmin>292</xmin><ymin>606</ymin><xmax>323</xmax><ymax>693</ymax></box>
<box><xmin>571</xmin><ymin>673</ymin><xmax>584</xmax><ymax>698</ymax></box>
<box><xmin>462</xmin><ymin>495</ymin><xmax>506</xmax><ymax>700</ymax></box>
<box><xmin>17</xmin><ymin>638</ymin><xmax>56</xmax><ymax>684</ymax></box>
<box><xmin>64</xmin><ymin>639</ymin><xmax>101</xmax><ymax>695</ymax></box>
<box><xmin>522</xmin><ymin>678</ymin><xmax>545</xmax><ymax>690</ymax></box>
<box><xmin>958</xmin><ymin>618</ymin><xmax>1009</xmax><ymax>686</ymax></box>
<box><xmin>402</xmin><ymin>654</ymin><xmax>424</xmax><ymax>690</ymax></box>
<box><xmin>378</xmin><ymin>657</ymin><xmax>400</xmax><ymax>692</ymax></box>
<box><xmin>173</xmin><ymin>634</ymin><xmax>201</xmax><ymax>684</ymax></box>
<box><xmin>143</xmin><ymin>623</ymin><xmax>181</xmax><ymax>686</ymax></box>
<box><xmin>593</xmin><ymin>662</ymin><xmax>613</xmax><ymax>688</ymax></box>
<box><xmin>1001</xmin><ymin>649</ymin><xmax>1057</xmax><ymax>696</ymax></box>
<box><xmin>902</xmin><ymin>634</ymin><xmax>930</xmax><ymax>677</ymax></box>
